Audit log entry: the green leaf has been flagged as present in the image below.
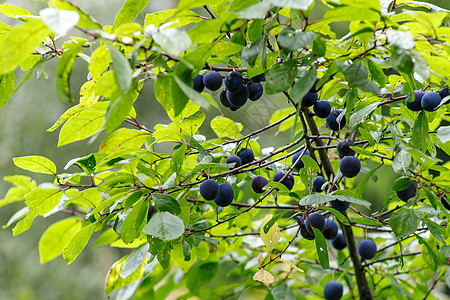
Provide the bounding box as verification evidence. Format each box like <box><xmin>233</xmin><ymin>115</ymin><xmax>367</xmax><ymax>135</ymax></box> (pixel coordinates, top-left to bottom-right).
<box><xmin>300</xmin><ymin>193</ymin><xmax>371</xmax><ymax>209</ymax></box>
<box><xmin>392</xmin><ymin>150</ymin><xmax>411</xmax><ymax>174</ymax></box>
<box><xmin>261</xmin><ymin>214</ymin><xmax>281</xmax><ymax>253</ymax></box>
<box><xmin>210</xmin><ymin>116</ymin><xmax>243</xmax><ymax>139</ymax></box>
<box><xmin>386</xmin><ymin>274</ymin><xmax>411</xmax><ymax>299</ymax></box>
<box><xmin>40</xmin><ymin>8</ymin><xmax>80</xmax><ymax>35</ymax></box>
<box><xmin>106</xmin><ymin>43</ymin><xmax>132</xmax><ymax>94</ymax></box>
<box><xmin>104</xmin><ymin>90</ymin><xmax>137</xmax><ymax>133</ymax></box>
<box><xmin>26</xmin><ymin>188</ymin><xmax>62</xmax><ymax>216</ymax></box>
<box><xmin>152</xmin><ymin>28</ymin><xmax>192</xmax><ymax>57</ymax></box>
<box><xmin>271</xmin><ymin>284</ymin><xmax>296</xmax><ymax>300</ymax></box>
<box><xmin>436</xmin><ymin>126</ymin><xmax>450</xmax><ymax>144</ymax></box>
<box><xmin>121</xmin><ymin>200</ymin><xmax>148</xmax><ymax>244</ymax></box>
<box><xmin>267</xmin><ymin>0</ymin><xmax>313</xmax><ymax>10</ymax></box>
<box><xmin>39</xmin><ymin>218</ymin><xmax>82</xmax><ymax>264</ymax></box>
<box><xmin>353</xmin><ymin>217</ymin><xmax>383</xmax><ymax>226</ymax></box>
<box><xmin>354</xmin><ymin>163</ymin><xmax>381</xmax><ymax>198</ymax></box>
<box><xmin>367</xmin><ymin>59</ymin><xmax>386</xmax><ymax>87</ymax></box>
<box><xmin>265</xmin><ymin>60</ymin><xmax>297</xmax><ymax>95</ymax></box>
<box><xmin>0</xmin><ymin>72</ymin><xmax>14</xmax><ymax>109</ymax></box>
<box><xmin>100</xmin><ymin>128</ymin><xmax>149</xmax><ymax>153</ymax></box>
<box><xmin>113</xmin><ymin>0</ymin><xmax>150</xmax><ymax>30</ymax></box>
<box><xmin>392</xmin><ymin>177</ymin><xmax>414</xmax><ymax>192</ymax></box>
<box><xmin>336</xmin><ymin>60</ymin><xmax>380</xmax><ymax>95</ymax></box>
<box><xmin>241</xmin><ymin>35</ymin><xmax>265</xmax><ymax>66</ymax></box>
<box><xmin>348</xmin><ymin>102</ymin><xmax>378</xmax><ymax>131</ymax></box>
<box><xmin>119</xmin><ymin>243</ymin><xmax>149</xmax><ymax>278</ymax></box>
<box><xmin>58</xmin><ymin>102</ymin><xmax>108</xmax><ymax>146</ymax></box>
<box><xmin>63</xmin><ymin>222</ymin><xmax>96</xmax><ymax>264</ymax></box>
<box><xmin>157</xmin><ymin>241</ymin><xmax>172</xmax><ymax>269</ymax></box>
<box><xmin>152</xmin><ymin>194</ymin><xmax>181</xmax><ymax>215</ymax></box>
<box><xmin>290</xmin><ymin>68</ymin><xmax>317</xmax><ymax>104</ymax></box>
<box><xmin>12</xmin><ymin>211</ymin><xmax>36</xmax><ymax>236</ymax></box>
<box><xmin>155</xmin><ymin>74</ymin><xmax>188</xmax><ymax>118</ymax></box>
<box><xmin>277</xmin><ymin>27</ymin><xmax>315</xmax><ymax>51</ymax></box>
<box><xmin>186</xmin><ymin>261</ymin><xmax>219</xmax><ymax>295</ymax></box>
<box><xmin>312</xmin><ymin>34</ymin><xmax>326</xmax><ymax>57</ymax></box>
<box><xmin>106</xmin><ymin>254</ymin><xmax>146</xmax><ymax>297</ymax></box>
<box><xmin>13</xmin><ymin>155</ymin><xmax>57</xmax><ymax>175</ymax></box>
<box><xmin>389</xmin><ymin>208</ymin><xmax>419</xmax><ymax>238</ymax></box>
<box><xmin>0</xmin><ymin>4</ymin><xmax>31</xmax><ymax>18</ymax></box>
<box><xmin>56</xmin><ymin>41</ymin><xmax>83</xmax><ymax>102</ymax></box>
<box><xmin>0</xmin><ymin>19</ymin><xmax>51</xmax><ymax>75</ymax></box>
<box><xmin>320</xmin><ymin>207</ymin><xmax>350</xmax><ymax>226</ymax></box>
<box><xmin>422</xmin><ymin>219</ymin><xmax>446</xmax><ymax>245</ymax></box>
<box><xmin>410</xmin><ymin>111</ymin><xmax>429</xmax><ymax>152</ymax></box>
<box><xmin>66</xmin><ymin>188</ymin><xmax>101</xmax><ymax>208</ymax></box>
<box><xmin>263</xmin><ymin>211</ymin><xmax>289</xmax><ymax>234</ymax></box>
<box><xmin>144</xmin><ymin>9</ymin><xmax>201</xmax><ymax>28</ymax></box>
<box><xmin>142</xmin><ymin>211</ymin><xmax>185</xmax><ymax>241</ymax></box>
<box><xmin>313</xmin><ymin>228</ymin><xmax>329</xmax><ymax>269</ymax></box>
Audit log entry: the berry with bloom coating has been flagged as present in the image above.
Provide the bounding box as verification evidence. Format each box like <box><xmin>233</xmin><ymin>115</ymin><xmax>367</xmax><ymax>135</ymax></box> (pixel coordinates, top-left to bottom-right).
<box><xmin>326</xmin><ymin>110</ymin><xmax>346</xmax><ymax>131</ymax></box>
<box><xmin>225</xmin><ymin>71</ymin><xmax>243</xmax><ymax>93</ymax></box>
<box><xmin>313</xmin><ymin>100</ymin><xmax>331</xmax><ymax>118</ymax></box>
<box><xmin>337</xmin><ymin>139</ymin><xmax>356</xmax><ymax>157</ymax></box>
<box><xmin>193</xmin><ymin>75</ymin><xmax>204</xmax><ymax>93</ymax></box>
<box><xmin>331</xmin><ymin>233</ymin><xmax>347</xmax><ymax>250</ymax></box>
<box><xmin>292</xmin><ymin>149</ymin><xmax>310</xmax><ymax>169</ymax></box>
<box><xmin>225</xmin><ymin>155</ymin><xmax>242</xmax><ymax>168</ymax></box>
<box><xmin>226</xmin><ymin>85</ymin><xmax>248</xmax><ymax>107</ymax></box>
<box><xmin>213</xmin><ymin>183</ymin><xmax>234</xmax><ymax>207</ymax></box>
<box><xmin>200</xmin><ymin>179</ymin><xmax>219</xmax><ymax>200</ymax></box>
<box><xmin>312</xmin><ymin>176</ymin><xmax>327</xmax><ymax>193</ymax></box>
<box><xmin>357</xmin><ymin>239</ymin><xmax>377</xmax><ymax>259</ymax></box>
<box><xmin>331</xmin><ymin>200</ymin><xmax>350</xmax><ymax>212</ymax></box>
<box><xmin>203</xmin><ymin>71</ymin><xmax>223</xmax><ymax>91</ymax></box>
<box><xmin>421</xmin><ymin>91</ymin><xmax>442</xmax><ymax>111</ymax></box>
<box><xmin>302</xmin><ymin>92</ymin><xmax>318</xmax><ymax>107</ymax></box>
<box><xmin>322</xmin><ymin>219</ymin><xmax>338</xmax><ymax>239</ymax></box>
<box><xmin>237</xmin><ymin>148</ymin><xmax>254</xmax><ymax>165</ymax></box>
<box><xmin>396</xmin><ymin>183</ymin><xmax>416</xmax><ymax>202</ymax></box>
<box><xmin>251</xmin><ymin>175</ymin><xmax>268</xmax><ymax>194</ymax></box>
<box><xmin>339</xmin><ymin>156</ymin><xmax>361</xmax><ymax>178</ymax></box>
<box><xmin>323</xmin><ymin>280</ymin><xmax>344</xmax><ymax>300</ymax></box>
<box><xmin>305</xmin><ymin>212</ymin><xmax>325</xmax><ymax>234</ymax></box>
<box><xmin>406</xmin><ymin>90</ymin><xmax>424</xmax><ymax>111</ymax></box>
<box><xmin>273</xmin><ymin>171</ymin><xmax>295</xmax><ymax>190</ymax></box>
<box><xmin>247</xmin><ymin>82</ymin><xmax>263</xmax><ymax>101</ymax></box>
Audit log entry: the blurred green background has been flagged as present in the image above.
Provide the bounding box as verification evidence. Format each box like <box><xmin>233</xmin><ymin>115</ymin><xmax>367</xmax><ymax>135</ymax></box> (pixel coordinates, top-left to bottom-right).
<box><xmin>0</xmin><ymin>0</ymin><xmax>449</xmax><ymax>299</ymax></box>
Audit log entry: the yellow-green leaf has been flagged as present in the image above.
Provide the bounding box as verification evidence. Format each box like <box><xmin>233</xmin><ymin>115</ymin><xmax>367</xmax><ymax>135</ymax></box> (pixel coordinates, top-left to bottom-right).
<box><xmin>13</xmin><ymin>155</ymin><xmax>57</xmax><ymax>175</ymax></box>
<box><xmin>0</xmin><ymin>72</ymin><xmax>15</xmax><ymax>109</ymax></box>
<box><xmin>113</xmin><ymin>0</ymin><xmax>151</xmax><ymax>30</ymax></box>
<box><xmin>0</xmin><ymin>19</ymin><xmax>51</xmax><ymax>75</ymax></box>
<box><xmin>0</xmin><ymin>4</ymin><xmax>31</xmax><ymax>19</ymax></box>
<box><xmin>100</xmin><ymin>128</ymin><xmax>150</xmax><ymax>153</ymax></box>
<box><xmin>39</xmin><ymin>218</ymin><xmax>82</xmax><ymax>264</ymax></box>
<box><xmin>260</xmin><ymin>214</ymin><xmax>281</xmax><ymax>253</ymax></box>
<box><xmin>56</xmin><ymin>41</ymin><xmax>83</xmax><ymax>102</ymax></box>
<box><xmin>253</xmin><ymin>268</ymin><xmax>274</xmax><ymax>285</ymax></box>
<box><xmin>58</xmin><ymin>101</ymin><xmax>108</xmax><ymax>146</ymax></box>
<box><xmin>63</xmin><ymin>223</ymin><xmax>96</xmax><ymax>264</ymax></box>
<box><xmin>106</xmin><ymin>253</ymin><xmax>147</xmax><ymax>296</ymax></box>
<box><xmin>26</xmin><ymin>188</ymin><xmax>62</xmax><ymax>216</ymax></box>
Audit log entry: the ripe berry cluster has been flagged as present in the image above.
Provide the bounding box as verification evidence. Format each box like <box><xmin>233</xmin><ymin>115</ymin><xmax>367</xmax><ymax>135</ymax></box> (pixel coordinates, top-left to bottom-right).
<box><xmin>193</xmin><ymin>71</ymin><xmax>264</xmax><ymax>111</ymax></box>
<box><xmin>406</xmin><ymin>87</ymin><xmax>449</xmax><ymax>112</ymax></box>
